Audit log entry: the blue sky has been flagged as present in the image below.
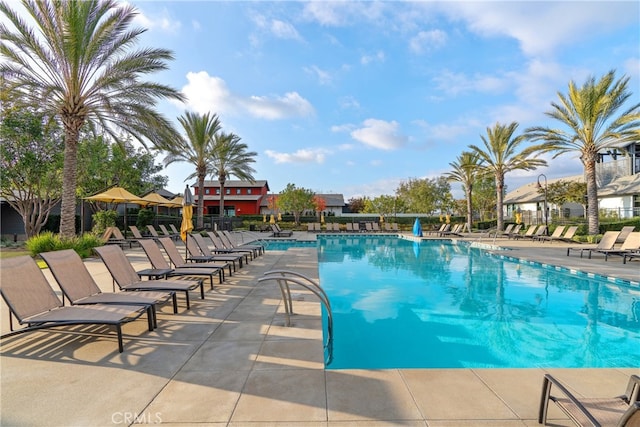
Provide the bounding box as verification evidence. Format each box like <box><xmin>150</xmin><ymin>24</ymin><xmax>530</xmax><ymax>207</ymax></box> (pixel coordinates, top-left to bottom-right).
<box><xmin>39</xmin><ymin>2</ymin><xmax>640</xmax><ymax>198</ymax></box>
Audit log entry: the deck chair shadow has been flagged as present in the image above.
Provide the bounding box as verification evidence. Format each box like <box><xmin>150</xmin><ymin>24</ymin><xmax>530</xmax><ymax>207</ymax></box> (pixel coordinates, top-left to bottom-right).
<box><xmin>567</xmin><ymin>231</ymin><xmax>621</xmax><ymax>258</ymax></box>
<box><xmin>539</xmin><ymin>373</ymin><xmax>640</xmax><ymax>426</ymax></box>
<box><xmin>40</xmin><ymin>249</ymin><xmax>177</xmax><ymax>329</ymax></box>
<box><xmin>1</xmin><ymin>255</ymin><xmax>148</xmax><ymax>353</ymax></box>
<box><xmin>157</xmin><ymin>237</ymin><xmax>233</xmax><ymax>278</ymax></box>
<box><xmin>137</xmin><ymin>238</ymin><xmax>224</xmax><ymax>288</ymax></box>
<box><xmin>94</xmin><ymin>245</ymin><xmax>205</xmax><ymax>310</ymax></box>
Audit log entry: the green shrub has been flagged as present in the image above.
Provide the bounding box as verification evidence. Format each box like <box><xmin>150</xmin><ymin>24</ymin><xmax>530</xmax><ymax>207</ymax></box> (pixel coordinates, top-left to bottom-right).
<box><xmin>92</xmin><ymin>210</ymin><xmax>117</xmax><ymax>236</ymax></box>
<box><xmin>136</xmin><ymin>208</ymin><xmax>155</xmax><ymax>228</ymax></box>
<box><xmin>25</xmin><ymin>232</ymin><xmax>104</xmax><ymax>258</ymax></box>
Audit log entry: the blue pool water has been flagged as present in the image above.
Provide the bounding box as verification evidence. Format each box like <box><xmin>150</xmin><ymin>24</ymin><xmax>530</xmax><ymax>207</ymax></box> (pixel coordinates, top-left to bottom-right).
<box><xmin>317</xmin><ymin>236</ymin><xmax>640</xmax><ymax>369</ymax></box>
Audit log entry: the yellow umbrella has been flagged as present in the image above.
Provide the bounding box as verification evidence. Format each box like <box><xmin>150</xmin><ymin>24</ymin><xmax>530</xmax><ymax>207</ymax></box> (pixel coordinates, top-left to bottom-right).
<box><xmin>263</xmin><ymin>214</ymin><xmax>266</xmax><ymax>223</ymax></box>
<box><xmin>85</xmin><ymin>187</ymin><xmax>146</xmax><ymax>237</ymax></box>
<box><xmin>270</xmin><ymin>214</ymin><xmax>276</xmax><ymax>224</ymax></box>
<box><xmin>277</xmin><ymin>212</ymin><xmax>282</xmax><ymax>221</ymax></box>
<box><xmin>320</xmin><ymin>212</ymin><xmax>325</xmax><ymax>223</ymax></box>
<box><xmin>180</xmin><ymin>185</ymin><xmax>194</xmax><ymax>242</ymax></box>
<box><xmin>379</xmin><ymin>215</ymin><xmax>384</xmax><ymax>223</ymax></box>
<box><xmin>141</xmin><ymin>192</ymin><xmax>181</xmax><ymax>208</ymax></box>
<box><xmin>445</xmin><ymin>214</ymin><xmax>451</xmax><ymax>224</ymax></box>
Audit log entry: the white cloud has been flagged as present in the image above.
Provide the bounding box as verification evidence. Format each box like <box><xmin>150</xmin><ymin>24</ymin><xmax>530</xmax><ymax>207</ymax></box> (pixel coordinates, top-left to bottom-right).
<box><xmin>440</xmin><ymin>2</ymin><xmax>638</xmax><ymax>57</ymax></box>
<box><xmin>361</xmin><ymin>50</ymin><xmax>385</xmax><ymax>65</ymax></box>
<box><xmin>133</xmin><ymin>5</ymin><xmax>182</xmax><ymax>34</ymax></box>
<box><xmin>409</xmin><ymin>29</ymin><xmax>447</xmax><ymax>54</ymax></box>
<box><xmin>251</xmin><ymin>14</ymin><xmax>303</xmax><ymax>43</ymax></box>
<box><xmin>304</xmin><ymin>65</ymin><xmax>333</xmax><ymax>85</ymax></box>
<box><xmin>339</xmin><ymin>96</ymin><xmax>360</xmax><ymax>110</ymax></box>
<box><xmin>265</xmin><ymin>148</ymin><xmax>329</xmax><ymax>164</ymax></box>
<box><xmin>331</xmin><ymin>124</ymin><xmax>354</xmax><ymax>133</ymax></box>
<box><xmin>433</xmin><ymin>69</ymin><xmax>508</xmax><ymax>96</ymax></box>
<box><xmin>350</xmin><ymin>119</ymin><xmax>408</xmax><ymax>150</ymax></box>
<box><xmin>180</xmin><ymin>71</ymin><xmax>314</xmax><ymax>120</ymax></box>
<box><xmin>302</xmin><ymin>2</ymin><xmax>386</xmax><ymax>27</ymax></box>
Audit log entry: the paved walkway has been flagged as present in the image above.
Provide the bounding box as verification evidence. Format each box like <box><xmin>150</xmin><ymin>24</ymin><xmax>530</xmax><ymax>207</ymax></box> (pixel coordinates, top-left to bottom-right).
<box><xmin>1</xmin><ymin>232</ymin><xmax>638</xmax><ymax>426</ymax></box>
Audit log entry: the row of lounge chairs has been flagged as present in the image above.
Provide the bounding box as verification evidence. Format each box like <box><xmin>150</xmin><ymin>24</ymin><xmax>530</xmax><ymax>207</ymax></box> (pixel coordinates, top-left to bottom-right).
<box><xmin>307</xmin><ymin>222</ymin><xmax>401</xmax><ymax>233</ymax></box>
<box><xmin>567</xmin><ymin>229</ymin><xmax>640</xmax><ymax>262</ymax></box>
<box><xmin>0</xmin><ymin>231</ymin><xmax>266</xmax><ymax>353</ymax></box>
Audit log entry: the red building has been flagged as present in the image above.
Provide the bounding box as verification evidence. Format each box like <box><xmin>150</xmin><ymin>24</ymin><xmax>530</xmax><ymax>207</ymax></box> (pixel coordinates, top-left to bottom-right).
<box><xmin>193</xmin><ymin>180</ymin><xmax>270</xmax><ymax>216</ymax></box>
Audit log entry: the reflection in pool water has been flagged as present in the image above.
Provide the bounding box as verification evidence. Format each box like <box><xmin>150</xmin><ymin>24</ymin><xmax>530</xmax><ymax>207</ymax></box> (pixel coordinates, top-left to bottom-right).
<box><xmin>317</xmin><ymin>236</ymin><xmax>640</xmax><ymax>369</ymax></box>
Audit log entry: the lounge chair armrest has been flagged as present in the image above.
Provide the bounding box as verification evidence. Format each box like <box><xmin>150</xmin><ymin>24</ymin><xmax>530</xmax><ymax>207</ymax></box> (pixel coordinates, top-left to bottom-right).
<box><xmin>539</xmin><ymin>374</ymin><xmax>600</xmax><ymax>426</ymax></box>
<box><xmin>623</xmin><ymin>375</ymin><xmax>640</xmax><ymax>403</ymax></box>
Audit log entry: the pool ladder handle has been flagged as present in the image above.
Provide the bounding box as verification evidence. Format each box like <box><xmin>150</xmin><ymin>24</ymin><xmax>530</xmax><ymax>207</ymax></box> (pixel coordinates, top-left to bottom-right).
<box><xmin>257</xmin><ymin>270</ymin><xmax>333</xmax><ymax>358</ymax></box>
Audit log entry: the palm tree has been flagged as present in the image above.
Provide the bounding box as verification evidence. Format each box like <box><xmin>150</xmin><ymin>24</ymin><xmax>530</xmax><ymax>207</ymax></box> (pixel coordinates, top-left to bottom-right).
<box><xmin>0</xmin><ymin>0</ymin><xmax>184</xmax><ymax>238</ymax></box>
<box><xmin>164</xmin><ymin>112</ymin><xmax>222</xmax><ymax>229</ymax></box>
<box><xmin>469</xmin><ymin>122</ymin><xmax>549</xmax><ymax>232</ymax></box>
<box><xmin>210</xmin><ymin>132</ymin><xmax>257</xmax><ymax>229</ymax></box>
<box><xmin>444</xmin><ymin>151</ymin><xmax>482</xmax><ymax>232</ymax></box>
<box><xmin>526</xmin><ymin>71</ymin><xmax>640</xmax><ymax>235</ymax></box>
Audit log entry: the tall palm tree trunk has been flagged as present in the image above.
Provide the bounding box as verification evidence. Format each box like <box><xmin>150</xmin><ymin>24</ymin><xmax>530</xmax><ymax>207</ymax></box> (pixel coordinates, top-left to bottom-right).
<box><xmin>218</xmin><ymin>174</ymin><xmax>226</xmax><ymax>230</ymax></box>
<box><xmin>495</xmin><ymin>174</ymin><xmax>505</xmax><ymax>231</ymax></box>
<box><xmin>196</xmin><ymin>173</ymin><xmax>205</xmax><ymax>229</ymax></box>
<box><xmin>59</xmin><ymin>124</ymin><xmax>81</xmax><ymax>238</ymax></box>
<box><xmin>584</xmin><ymin>159</ymin><xmax>599</xmax><ymax>235</ymax></box>
<box><xmin>465</xmin><ymin>186</ymin><xmax>473</xmax><ymax>231</ymax></box>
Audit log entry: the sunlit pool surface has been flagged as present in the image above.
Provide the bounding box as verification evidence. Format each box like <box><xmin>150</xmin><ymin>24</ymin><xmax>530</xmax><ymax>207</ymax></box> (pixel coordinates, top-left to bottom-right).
<box><xmin>264</xmin><ymin>240</ymin><xmax>317</xmax><ymax>251</ymax></box>
<box><xmin>316</xmin><ymin>235</ymin><xmax>640</xmax><ymax>369</ymax></box>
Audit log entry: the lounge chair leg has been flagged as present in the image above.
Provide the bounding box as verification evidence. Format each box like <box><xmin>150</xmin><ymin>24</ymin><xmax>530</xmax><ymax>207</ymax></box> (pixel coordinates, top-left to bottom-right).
<box><xmin>116</xmin><ymin>325</ymin><xmax>124</xmax><ymax>353</ymax></box>
<box><xmin>185</xmin><ymin>292</ymin><xmax>190</xmax><ymax>309</ymax></box>
<box><xmin>171</xmin><ymin>293</ymin><xmax>178</xmax><ymax>313</ymax></box>
<box><xmin>147</xmin><ymin>307</ymin><xmax>154</xmax><ymax>331</ymax></box>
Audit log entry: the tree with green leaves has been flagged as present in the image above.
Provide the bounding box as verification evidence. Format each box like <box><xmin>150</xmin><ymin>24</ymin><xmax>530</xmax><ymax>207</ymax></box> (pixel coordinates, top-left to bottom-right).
<box><xmin>347</xmin><ymin>197</ymin><xmax>366</xmax><ymax>213</ymax></box>
<box><xmin>210</xmin><ymin>131</ymin><xmax>257</xmax><ymax>229</ymax></box>
<box><xmin>444</xmin><ymin>151</ymin><xmax>482</xmax><ymax>231</ymax></box>
<box><xmin>0</xmin><ymin>0</ymin><xmax>184</xmax><ymax>238</ymax></box>
<box><xmin>469</xmin><ymin>122</ymin><xmax>548</xmax><ymax>231</ymax></box>
<box><xmin>471</xmin><ymin>176</ymin><xmax>497</xmax><ymax>221</ymax></box>
<box><xmin>544</xmin><ymin>180</ymin><xmax>587</xmax><ymax>219</ymax></box>
<box><xmin>525</xmin><ymin>71</ymin><xmax>640</xmax><ymax>234</ymax></box>
<box><xmin>0</xmin><ymin>102</ymin><xmax>63</xmax><ymax>237</ymax></box>
<box><xmin>396</xmin><ymin>177</ymin><xmax>453</xmax><ymax>214</ymax></box>
<box><xmin>277</xmin><ymin>183</ymin><xmax>315</xmax><ymax>226</ymax></box>
<box><xmin>362</xmin><ymin>194</ymin><xmax>397</xmax><ymax>219</ymax></box>
<box><xmin>164</xmin><ymin>112</ymin><xmax>221</xmax><ymax>229</ymax></box>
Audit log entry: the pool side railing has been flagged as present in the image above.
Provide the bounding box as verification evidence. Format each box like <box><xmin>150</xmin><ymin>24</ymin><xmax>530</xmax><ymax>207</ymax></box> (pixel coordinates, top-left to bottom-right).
<box><xmin>257</xmin><ymin>270</ymin><xmax>333</xmax><ymax>364</ymax></box>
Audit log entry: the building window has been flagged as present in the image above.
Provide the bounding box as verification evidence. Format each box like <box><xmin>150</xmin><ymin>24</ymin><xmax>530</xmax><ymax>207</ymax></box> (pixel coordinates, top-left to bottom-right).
<box><xmin>205</xmin><ymin>189</ymin><xmax>210</xmax><ymax>195</ymax></box>
<box><xmin>236</xmin><ymin>189</ymin><xmax>241</xmax><ymax>195</ymax></box>
<box><xmin>226</xmin><ymin>189</ymin><xmax>230</xmax><ymax>194</ymax></box>
<box><xmin>216</xmin><ymin>189</ymin><xmax>220</xmax><ymax>195</ymax></box>
<box><xmin>247</xmin><ymin>189</ymin><xmax>252</xmax><ymax>194</ymax></box>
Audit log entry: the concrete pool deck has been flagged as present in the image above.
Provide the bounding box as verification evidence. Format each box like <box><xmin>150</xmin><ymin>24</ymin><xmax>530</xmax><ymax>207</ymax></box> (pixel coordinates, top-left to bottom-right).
<box><xmin>1</xmin><ymin>231</ymin><xmax>638</xmax><ymax>426</ymax></box>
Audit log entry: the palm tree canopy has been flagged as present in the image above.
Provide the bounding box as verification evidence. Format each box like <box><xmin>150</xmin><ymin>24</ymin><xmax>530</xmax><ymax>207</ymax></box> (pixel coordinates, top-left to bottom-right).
<box><xmin>469</xmin><ymin>122</ymin><xmax>549</xmax><ymax>176</ymax></box>
<box><xmin>164</xmin><ymin>111</ymin><xmax>222</xmax><ymax>181</ymax></box>
<box><xmin>445</xmin><ymin>151</ymin><xmax>482</xmax><ymax>191</ymax></box>
<box><xmin>211</xmin><ymin>132</ymin><xmax>257</xmax><ymax>184</ymax></box>
<box><xmin>0</xmin><ymin>0</ymin><xmax>185</xmax><ymax>147</ymax></box>
<box><xmin>525</xmin><ymin>70</ymin><xmax>640</xmax><ymax>160</ymax></box>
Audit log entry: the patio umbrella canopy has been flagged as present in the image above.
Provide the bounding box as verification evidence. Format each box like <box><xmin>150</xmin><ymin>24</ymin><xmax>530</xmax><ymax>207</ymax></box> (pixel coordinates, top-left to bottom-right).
<box><xmin>141</xmin><ymin>192</ymin><xmax>181</xmax><ymax>208</ymax></box>
<box><xmin>85</xmin><ymin>187</ymin><xmax>146</xmax><ymax>237</ymax></box>
<box><xmin>180</xmin><ymin>185</ymin><xmax>194</xmax><ymax>242</ymax></box>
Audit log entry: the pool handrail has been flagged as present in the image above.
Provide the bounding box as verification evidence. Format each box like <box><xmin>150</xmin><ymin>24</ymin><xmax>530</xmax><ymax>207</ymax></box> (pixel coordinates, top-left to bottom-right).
<box><xmin>257</xmin><ymin>270</ymin><xmax>333</xmax><ymax>362</ymax></box>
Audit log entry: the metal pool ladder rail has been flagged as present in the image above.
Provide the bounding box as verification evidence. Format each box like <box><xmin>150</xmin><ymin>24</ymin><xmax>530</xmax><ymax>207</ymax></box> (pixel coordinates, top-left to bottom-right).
<box><xmin>257</xmin><ymin>270</ymin><xmax>333</xmax><ymax>364</ymax></box>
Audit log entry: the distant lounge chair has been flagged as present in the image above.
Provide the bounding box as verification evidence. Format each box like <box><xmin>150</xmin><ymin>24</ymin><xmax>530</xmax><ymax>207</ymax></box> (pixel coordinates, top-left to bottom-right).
<box><xmin>514</xmin><ymin>225</ymin><xmax>538</xmax><ymax>240</ymax></box>
<box><xmin>208</xmin><ymin>231</ymin><xmax>256</xmax><ymax>260</ymax></box>
<box><xmin>616</xmin><ymin>226</ymin><xmax>636</xmax><ymax>244</ymax></box>
<box><xmin>497</xmin><ymin>224</ymin><xmax>514</xmax><ymax>238</ymax></box>
<box><xmin>137</xmin><ymin>239</ymin><xmax>224</xmax><ymax>288</ymax></box>
<box><xmin>307</xmin><ymin>223</ymin><xmax>315</xmax><ymax>232</ymax></box>
<box><xmin>537</xmin><ymin>225</ymin><xmax>565</xmax><ymax>242</ymax></box>
<box><xmin>372</xmin><ymin>222</ymin><xmax>381</xmax><ymax>232</ymax></box>
<box><xmin>169</xmin><ymin>224</ymin><xmax>180</xmax><ymax>235</ymax></box>
<box><xmin>426</xmin><ymin>223</ymin><xmax>448</xmax><ymax>236</ymax></box>
<box><xmin>594</xmin><ymin>232</ymin><xmax>640</xmax><ymax>261</ymax></box>
<box><xmin>441</xmin><ymin>224</ymin><xmax>463</xmax><ymax>237</ymax></box>
<box><xmin>157</xmin><ymin>237</ymin><xmax>233</xmax><ymax>278</ymax></box>
<box><xmin>556</xmin><ymin>225</ymin><xmax>579</xmax><ymax>243</ymax></box>
<box><xmin>94</xmin><ymin>245</ymin><xmax>205</xmax><ymax>309</ymax></box>
<box><xmin>220</xmin><ymin>230</ymin><xmax>265</xmax><ymax>256</ymax></box>
<box><xmin>40</xmin><ymin>249</ymin><xmax>177</xmax><ymax>329</ymax></box>
<box><xmin>158</xmin><ymin>224</ymin><xmax>180</xmax><ymax>241</ymax></box>
<box><xmin>346</xmin><ymin>223</ymin><xmax>354</xmax><ymax>232</ymax></box>
<box><xmin>270</xmin><ymin>223</ymin><xmax>293</xmax><ymax>237</ymax></box>
<box><xmin>185</xmin><ymin>234</ymin><xmax>243</xmax><ymax>271</ymax></box>
<box><xmin>1</xmin><ymin>255</ymin><xmax>148</xmax><ymax>353</ymax></box>
<box><xmin>506</xmin><ymin>224</ymin><xmax>523</xmax><ymax>239</ymax></box>
<box><xmin>623</xmin><ymin>251</ymin><xmax>640</xmax><ymax>264</ymax></box>
<box><xmin>129</xmin><ymin>225</ymin><xmax>155</xmax><ymax>240</ymax></box>
<box><xmin>567</xmin><ymin>231</ymin><xmax>621</xmax><ymax>258</ymax></box>
<box><xmin>102</xmin><ymin>226</ymin><xmax>136</xmax><ymax>248</ymax></box>
<box><xmin>391</xmin><ymin>223</ymin><xmax>399</xmax><ymax>232</ymax></box>
<box><xmin>538</xmin><ymin>373</ymin><xmax>640</xmax><ymax>427</ymax></box>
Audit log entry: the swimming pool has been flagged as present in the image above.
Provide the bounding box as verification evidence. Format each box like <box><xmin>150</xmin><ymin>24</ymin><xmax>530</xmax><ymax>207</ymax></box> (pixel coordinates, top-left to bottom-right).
<box><xmin>317</xmin><ymin>235</ymin><xmax>640</xmax><ymax>369</ymax></box>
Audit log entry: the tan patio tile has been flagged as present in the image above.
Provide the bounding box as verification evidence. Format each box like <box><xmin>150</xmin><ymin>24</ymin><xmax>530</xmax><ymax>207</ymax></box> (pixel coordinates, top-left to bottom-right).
<box><xmin>326</xmin><ymin>369</ymin><xmax>423</xmax><ymax>422</ymax></box>
<box><xmin>254</xmin><ymin>339</ymin><xmax>325</xmax><ymax>370</ymax></box>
